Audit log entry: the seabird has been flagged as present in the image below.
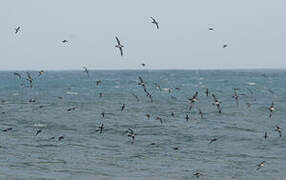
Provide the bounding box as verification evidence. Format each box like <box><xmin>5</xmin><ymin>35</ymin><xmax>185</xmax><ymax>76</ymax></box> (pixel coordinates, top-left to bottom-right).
<box><xmin>99</xmin><ymin>93</ymin><xmax>104</xmax><ymax>97</ymax></box>
<box><xmin>2</xmin><ymin>128</ymin><xmax>12</xmax><ymax>132</ymax></box>
<box><xmin>232</xmin><ymin>89</ymin><xmax>239</xmax><ymax>107</ymax></box>
<box><xmin>96</xmin><ymin>80</ymin><xmax>102</xmax><ymax>86</ymax></box>
<box><xmin>13</xmin><ymin>72</ymin><xmax>22</xmax><ymax>79</ymax></box>
<box><xmin>208</xmin><ymin>27</ymin><xmax>214</xmax><ymax>31</ymax></box>
<box><xmin>15</xmin><ymin>26</ymin><xmax>20</xmax><ymax>34</ymax></box>
<box><xmin>115</xmin><ymin>36</ymin><xmax>124</xmax><ymax>56</ymax></box>
<box><xmin>189</xmin><ymin>91</ymin><xmax>198</xmax><ymax>104</ymax></box>
<box><xmin>275</xmin><ymin>125</ymin><xmax>282</xmax><ymax>137</ymax></box>
<box><xmin>141</xmin><ymin>63</ymin><xmax>146</xmax><ymax>67</ymax></box>
<box><xmin>256</xmin><ymin>161</ymin><xmax>265</xmax><ymax>171</ymax></box>
<box><xmin>126</xmin><ymin>128</ymin><xmax>136</xmax><ymax>144</ymax></box>
<box><xmin>264</xmin><ymin>132</ymin><xmax>268</xmax><ymax>140</ymax></box>
<box><xmin>209</xmin><ymin>138</ymin><xmax>217</xmax><ymax>144</ymax></box>
<box><xmin>193</xmin><ymin>172</ymin><xmax>202</xmax><ymax>178</ymax></box>
<box><xmin>185</xmin><ymin>114</ymin><xmax>190</xmax><ymax>121</ymax></box>
<box><xmin>67</xmin><ymin>107</ymin><xmax>76</xmax><ymax>111</ymax></box>
<box><xmin>173</xmin><ymin>147</ymin><xmax>179</xmax><ymax>150</ymax></box>
<box><xmin>153</xmin><ymin>83</ymin><xmax>162</xmax><ymax>91</ymax></box>
<box><xmin>138</xmin><ymin>76</ymin><xmax>145</xmax><ymax>87</ymax></box>
<box><xmin>145</xmin><ymin>114</ymin><xmax>151</xmax><ymax>119</ymax></box>
<box><xmin>38</xmin><ymin>70</ymin><xmax>44</xmax><ymax>76</ymax></box>
<box><xmin>171</xmin><ymin>112</ymin><xmax>175</xmax><ymax>117</ymax></box>
<box><xmin>121</xmin><ymin>104</ymin><xmax>126</xmax><ymax>112</ymax></box>
<box><xmin>101</xmin><ymin>112</ymin><xmax>105</xmax><ymax>118</ymax></box>
<box><xmin>198</xmin><ymin>108</ymin><xmax>203</xmax><ymax>119</ymax></box>
<box><xmin>205</xmin><ymin>88</ymin><xmax>209</xmax><ymax>96</ymax></box>
<box><xmin>223</xmin><ymin>44</ymin><xmax>228</xmax><ymax>48</ymax></box>
<box><xmin>58</xmin><ymin>136</ymin><xmax>64</xmax><ymax>141</ymax></box>
<box><xmin>62</xmin><ymin>40</ymin><xmax>68</xmax><ymax>43</ymax></box>
<box><xmin>35</xmin><ymin>129</ymin><xmax>42</xmax><ymax>136</ymax></box>
<box><xmin>26</xmin><ymin>72</ymin><xmax>33</xmax><ymax>88</ymax></box>
<box><xmin>156</xmin><ymin>116</ymin><xmax>163</xmax><ymax>124</ymax></box>
<box><xmin>150</xmin><ymin>17</ymin><xmax>159</xmax><ymax>29</ymax></box>
<box><xmin>83</xmin><ymin>67</ymin><xmax>89</xmax><ymax>77</ymax></box>
<box><xmin>96</xmin><ymin>123</ymin><xmax>104</xmax><ymax>134</ymax></box>
<box><xmin>212</xmin><ymin>94</ymin><xmax>222</xmax><ymax>113</ymax></box>
<box><xmin>268</xmin><ymin>102</ymin><xmax>275</xmax><ymax>118</ymax></box>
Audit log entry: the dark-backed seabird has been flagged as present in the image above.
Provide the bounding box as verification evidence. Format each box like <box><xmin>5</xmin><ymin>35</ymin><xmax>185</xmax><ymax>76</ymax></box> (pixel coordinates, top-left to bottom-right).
<box><xmin>96</xmin><ymin>123</ymin><xmax>104</xmax><ymax>134</ymax></box>
<box><xmin>14</xmin><ymin>72</ymin><xmax>22</xmax><ymax>79</ymax></box>
<box><xmin>146</xmin><ymin>114</ymin><xmax>151</xmax><ymax>119</ymax></box>
<box><xmin>26</xmin><ymin>72</ymin><xmax>33</xmax><ymax>88</ymax></box>
<box><xmin>62</xmin><ymin>40</ymin><xmax>68</xmax><ymax>43</ymax></box>
<box><xmin>232</xmin><ymin>89</ymin><xmax>239</xmax><ymax>107</ymax></box>
<box><xmin>67</xmin><ymin>107</ymin><xmax>76</xmax><ymax>111</ymax></box>
<box><xmin>264</xmin><ymin>132</ymin><xmax>268</xmax><ymax>140</ymax></box>
<box><xmin>82</xmin><ymin>67</ymin><xmax>89</xmax><ymax>77</ymax></box>
<box><xmin>115</xmin><ymin>36</ymin><xmax>124</xmax><ymax>56</ymax></box>
<box><xmin>189</xmin><ymin>91</ymin><xmax>198</xmax><ymax>104</ymax></box>
<box><xmin>156</xmin><ymin>116</ymin><xmax>163</xmax><ymax>124</ymax></box>
<box><xmin>208</xmin><ymin>27</ymin><xmax>214</xmax><ymax>31</ymax></box>
<box><xmin>193</xmin><ymin>172</ymin><xmax>202</xmax><ymax>178</ymax></box>
<box><xmin>209</xmin><ymin>138</ymin><xmax>217</xmax><ymax>144</ymax></box>
<box><xmin>96</xmin><ymin>80</ymin><xmax>102</xmax><ymax>86</ymax></box>
<box><xmin>256</xmin><ymin>161</ymin><xmax>265</xmax><ymax>171</ymax></box>
<box><xmin>150</xmin><ymin>17</ymin><xmax>159</xmax><ymax>29</ymax></box>
<box><xmin>38</xmin><ymin>70</ymin><xmax>44</xmax><ymax>77</ymax></box>
<box><xmin>212</xmin><ymin>94</ymin><xmax>222</xmax><ymax>113</ymax></box>
<box><xmin>171</xmin><ymin>112</ymin><xmax>175</xmax><ymax>117</ymax></box>
<box><xmin>2</xmin><ymin>128</ymin><xmax>12</xmax><ymax>132</ymax></box>
<box><xmin>141</xmin><ymin>63</ymin><xmax>146</xmax><ymax>67</ymax></box>
<box><xmin>126</xmin><ymin>128</ymin><xmax>136</xmax><ymax>144</ymax></box>
<box><xmin>35</xmin><ymin>129</ymin><xmax>42</xmax><ymax>136</ymax></box>
<box><xmin>131</xmin><ymin>92</ymin><xmax>140</xmax><ymax>102</ymax></box>
<box><xmin>101</xmin><ymin>112</ymin><xmax>105</xmax><ymax>118</ymax></box>
<box><xmin>223</xmin><ymin>44</ymin><xmax>228</xmax><ymax>48</ymax></box>
<box><xmin>58</xmin><ymin>136</ymin><xmax>64</xmax><ymax>141</ymax></box>
<box><xmin>121</xmin><ymin>104</ymin><xmax>126</xmax><ymax>112</ymax></box>
<box><xmin>205</xmin><ymin>88</ymin><xmax>209</xmax><ymax>96</ymax></box>
<box><xmin>198</xmin><ymin>108</ymin><xmax>203</xmax><ymax>119</ymax></box>
<box><xmin>268</xmin><ymin>102</ymin><xmax>275</xmax><ymax>118</ymax></box>
<box><xmin>15</xmin><ymin>26</ymin><xmax>20</xmax><ymax>34</ymax></box>
<box><xmin>185</xmin><ymin>114</ymin><xmax>190</xmax><ymax>121</ymax></box>
<box><xmin>275</xmin><ymin>125</ymin><xmax>282</xmax><ymax>137</ymax></box>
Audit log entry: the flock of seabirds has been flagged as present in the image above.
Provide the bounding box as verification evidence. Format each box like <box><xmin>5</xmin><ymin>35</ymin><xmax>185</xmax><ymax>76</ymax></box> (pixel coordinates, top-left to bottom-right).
<box><xmin>7</xmin><ymin>18</ymin><xmax>281</xmax><ymax>178</ymax></box>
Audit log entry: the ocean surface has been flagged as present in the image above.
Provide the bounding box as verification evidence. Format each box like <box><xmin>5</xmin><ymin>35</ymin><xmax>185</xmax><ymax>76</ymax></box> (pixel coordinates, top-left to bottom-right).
<box><xmin>0</xmin><ymin>70</ymin><xmax>286</xmax><ymax>180</ymax></box>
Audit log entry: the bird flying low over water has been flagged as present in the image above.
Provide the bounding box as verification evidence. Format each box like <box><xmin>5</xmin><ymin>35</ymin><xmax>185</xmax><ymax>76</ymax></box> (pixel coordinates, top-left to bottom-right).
<box><xmin>223</xmin><ymin>44</ymin><xmax>228</xmax><ymax>48</ymax></box>
<box><xmin>14</xmin><ymin>72</ymin><xmax>22</xmax><ymax>79</ymax></box>
<box><xmin>150</xmin><ymin>17</ymin><xmax>159</xmax><ymax>29</ymax></box>
<box><xmin>268</xmin><ymin>102</ymin><xmax>275</xmax><ymax>118</ymax></box>
<box><xmin>126</xmin><ymin>128</ymin><xmax>136</xmax><ymax>144</ymax></box>
<box><xmin>256</xmin><ymin>161</ymin><xmax>265</xmax><ymax>171</ymax></box>
<box><xmin>96</xmin><ymin>123</ymin><xmax>104</xmax><ymax>134</ymax></box>
<box><xmin>115</xmin><ymin>36</ymin><xmax>124</xmax><ymax>56</ymax></box>
<box><xmin>35</xmin><ymin>129</ymin><xmax>42</xmax><ymax>136</ymax></box>
<box><xmin>232</xmin><ymin>89</ymin><xmax>239</xmax><ymax>107</ymax></box>
<box><xmin>15</xmin><ymin>26</ymin><xmax>20</xmax><ymax>34</ymax></box>
<box><xmin>208</xmin><ymin>27</ymin><xmax>214</xmax><ymax>31</ymax></box>
<box><xmin>26</xmin><ymin>72</ymin><xmax>33</xmax><ymax>88</ymax></box>
<box><xmin>209</xmin><ymin>138</ymin><xmax>217</xmax><ymax>144</ymax></box>
<box><xmin>212</xmin><ymin>94</ymin><xmax>222</xmax><ymax>113</ymax></box>
<box><xmin>38</xmin><ymin>70</ymin><xmax>44</xmax><ymax>77</ymax></box>
<box><xmin>62</xmin><ymin>40</ymin><xmax>68</xmax><ymax>43</ymax></box>
<box><xmin>189</xmin><ymin>91</ymin><xmax>198</xmax><ymax>104</ymax></box>
<box><xmin>83</xmin><ymin>66</ymin><xmax>89</xmax><ymax>77</ymax></box>
<box><xmin>121</xmin><ymin>104</ymin><xmax>126</xmax><ymax>112</ymax></box>
<box><xmin>275</xmin><ymin>125</ymin><xmax>282</xmax><ymax>137</ymax></box>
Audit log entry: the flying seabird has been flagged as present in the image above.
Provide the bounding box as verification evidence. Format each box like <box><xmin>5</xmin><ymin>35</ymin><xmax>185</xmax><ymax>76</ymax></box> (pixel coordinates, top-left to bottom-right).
<box><xmin>67</xmin><ymin>107</ymin><xmax>76</xmax><ymax>111</ymax></box>
<box><xmin>2</xmin><ymin>128</ymin><xmax>12</xmax><ymax>132</ymax></box>
<box><xmin>35</xmin><ymin>129</ymin><xmax>42</xmax><ymax>136</ymax></box>
<box><xmin>62</xmin><ymin>40</ymin><xmax>68</xmax><ymax>43</ymax></box>
<box><xmin>83</xmin><ymin>67</ymin><xmax>89</xmax><ymax>77</ymax></box>
<box><xmin>141</xmin><ymin>63</ymin><xmax>146</xmax><ymax>67</ymax></box>
<box><xmin>145</xmin><ymin>114</ymin><xmax>150</xmax><ymax>120</ymax></box>
<box><xmin>38</xmin><ymin>70</ymin><xmax>44</xmax><ymax>77</ymax></box>
<box><xmin>58</xmin><ymin>136</ymin><xmax>64</xmax><ymax>141</ymax></box>
<box><xmin>205</xmin><ymin>88</ymin><xmax>209</xmax><ymax>96</ymax></box>
<box><xmin>96</xmin><ymin>80</ymin><xmax>102</xmax><ymax>86</ymax></box>
<box><xmin>138</xmin><ymin>76</ymin><xmax>145</xmax><ymax>87</ymax></box>
<box><xmin>264</xmin><ymin>132</ymin><xmax>268</xmax><ymax>140</ymax></box>
<box><xmin>198</xmin><ymin>108</ymin><xmax>203</xmax><ymax>119</ymax></box>
<box><xmin>256</xmin><ymin>161</ymin><xmax>265</xmax><ymax>171</ymax></box>
<box><xmin>189</xmin><ymin>91</ymin><xmax>198</xmax><ymax>104</ymax></box>
<box><xmin>268</xmin><ymin>102</ymin><xmax>275</xmax><ymax>118</ymax></box>
<box><xmin>26</xmin><ymin>72</ymin><xmax>33</xmax><ymax>88</ymax></box>
<box><xmin>96</xmin><ymin>123</ymin><xmax>104</xmax><ymax>134</ymax></box>
<box><xmin>171</xmin><ymin>112</ymin><xmax>175</xmax><ymax>117</ymax></box>
<box><xmin>223</xmin><ymin>44</ymin><xmax>228</xmax><ymax>48</ymax></box>
<box><xmin>275</xmin><ymin>125</ymin><xmax>282</xmax><ymax>137</ymax></box>
<box><xmin>15</xmin><ymin>26</ymin><xmax>20</xmax><ymax>34</ymax></box>
<box><xmin>232</xmin><ymin>89</ymin><xmax>239</xmax><ymax>107</ymax></box>
<box><xmin>153</xmin><ymin>83</ymin><xmax>162</xmax><ymax>91</ymax></box>
<box><xmin>13</xmin><ymin>72</ymin><xmax>22</xmax><ymax>79</ymax></box>
<box><xmin>156</xmin><ymin>116</ymin><xmax>163</xmax><ymax>124</ymax></box>
<box><xmin>193</xmin><ymin>172</ymin><xmax>202</xmax><ymax>178</ymax></box>
<box><xmin>185</xmin><ymin>114</ymin><xmax>190</xmax><ymax>121</ymax></box>
<box><xmin>131</xmin><ymin>92</ymin><xmax>140</xmax><ymax>102</ymax></box>
<box><xmin>126</xmin><ymin>128</ymin><xmax>136</xmax><ymax>144</ymax></box>
<box><xmin>115</xmin><ymin>36</ymin><xmax>124</xmax><ymax>56</ymax></box>
<box><xmin>101</xmin><ymin>112</ymin><xmax>105</xmax><ymax>118</ymax></box>
<box><xmin>150</xmin><ymin>17</ymin><xmax>159</xmax><ymax>29</ymax></box>
<box><xmin>209</xmin><ymin>138</ymin><xmax>217</xmax><ymax>144</ymax></box>
<box><xmin>121</xmin><ymin>104</ymin><xmax>126</xmax><ymax>112</ymax></box>
<box><xmin>212</xmin><ymin>94</ymin><xmax>222</xmax><ymax>113</ymax></box>
<box><xmin>208</xmin><ymin>27</ymin><xmax>214</xmax><ymax>31</ymax></box>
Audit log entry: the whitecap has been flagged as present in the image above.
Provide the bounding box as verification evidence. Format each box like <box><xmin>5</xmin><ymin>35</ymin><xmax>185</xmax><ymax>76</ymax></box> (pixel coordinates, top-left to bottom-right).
<box><xmin>66</xmin><ymin>91</ymin><xmax>78</xmax><ymax>95</ymax></box>
<box><xmin>246</xmin><ymin>82</ymin><xmax>256</xmax><ymax>86</ymax></box>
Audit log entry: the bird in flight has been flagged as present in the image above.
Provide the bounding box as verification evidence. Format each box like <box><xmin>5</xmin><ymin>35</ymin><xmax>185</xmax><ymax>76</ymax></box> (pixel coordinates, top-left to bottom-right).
<box><xmin>83</xmin><ymin>66</ymin><xmax>89</xmax><ymax>77</ymax></box>
<box><xmin>38</xmin><ymin>70</ymin><xmax>44</xmax><ymax>77</ymax></box>
<box><xmin>26</xmin><ymin>72</ymin><xmax>33</xmax><ymax>88</ymax></box>
<box><xmin>15</xmin><ymin>26</ymin><xmax>20</xmax><ymax>34</ymax></box>
<box><xmin>223</xmin><ymin>44</ymin><xmax>228</xmax><ymax>48</ymax></box>
<box><xmin>256</xmin><ymin>161</ymin><xmax>265</xmax><ymax>171</ymax></box>
<box><xmin>150</xmin><ymin>17</ymin><xmax>159</xmax><ymax>29</ymax></box>
<box><xmin>115</xmin><ymin>36</ymin><xmax>124</xmax><ymax>56</ymax></box>
<box><xmin>62</xmin><ymin>40</ymin><xmax>68</xmax><ymax>43</ymax></box>
<box><xmin>208</xmin><ymin>27</ymin><xmax>214</xmax><ymax>31</ymax></box>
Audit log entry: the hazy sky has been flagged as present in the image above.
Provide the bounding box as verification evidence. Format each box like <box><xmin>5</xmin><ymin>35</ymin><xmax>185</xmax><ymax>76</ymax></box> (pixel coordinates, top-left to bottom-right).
<box><xmin>1</xmin><ymin>0</ymin><xmax>286</xmax><ymax>70</ymax></box>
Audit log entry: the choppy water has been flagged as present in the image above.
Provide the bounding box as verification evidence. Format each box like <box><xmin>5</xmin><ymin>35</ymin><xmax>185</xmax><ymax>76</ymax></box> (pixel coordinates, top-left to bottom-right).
<box><xmin>0</xmin><ymin>70</ymin><xmax>286</xmax><ymax>180</ymax></box>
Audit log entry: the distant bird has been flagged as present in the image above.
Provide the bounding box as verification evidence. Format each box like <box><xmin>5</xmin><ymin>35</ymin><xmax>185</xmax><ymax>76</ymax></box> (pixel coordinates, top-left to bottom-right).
<box><xmin>96</xmin><ymin>80</ymin><xmax>102</xmax><ymax>86</ymax></box>
<box><xmin>198</xmin><ymin>109</ymin><xmax>203</xmax><ymax>119</ymax></box>
<box><xmin>29</xmin><ymin>99</ymin><xmax>36</xmax><ymax>103</ymax></box>
<box><xmin>26</xmin><ymin>72</ymin><xmax>33</xmax><ymax>88</ymax></box>
<box><xmin>115</xmin><ymin>36</ymin><xmax>124</xmax><ymax>56</ymax></box>
<box><xmin>156</xmin><ymin>116</ymin><xmax>163</xmax><ymax>124</ymax></box>
<box><xmin>171</xmin><ymin>112</ymin><xmax>175</xmax><ymax>117</ymax></box>
<box><xmin>141</xmin><ymin>63</ymin><xmax>146</xmax><ymax>67</ymax></box>
<box><xmin>38</xmin><ymin>70</ymin><xmax>44</xmax><ymax>77</ymax></box>
<box><xmin>62</xmin><ymin>40</ymin><xmax>68</xmax><ymax>43</ymax></box>
<box><xmin>256</xmin><ymin>161</ymin><xmax>265</xmax><ymax>171</ymax></box>
<box><xmin>205</xmin><ymin>88</ymin><xmax>209</xmax><ymax>96</ymax></box>
<box><xmin>268</xmin><ymin>102</ymin><xmax>275</xmax><ymax>118</ymax></box>
<box><xmin>138</xmin><ymin>76</ymin><xmax>145</xmax><ymax>87</ymax></box>
<box><xmin>189</xmin><ymin>91</ymin><xmax>198</xmax><ymax>104</ymax></box>
<box><xmin>173</xmin><ymin>147</ymin><xmax>179</xmax><ymax>150</ymax></box>
<box><xmin>14</xmin><ymin>72</ymin><xmax>22</xmax><ymax>79</ymax></box>
<box><xmin>145</xmin><ymin>114</ymin><xmax>151</xmax><ymax>120</ymax></box>
<box><xmin>208</xmin><ymin>27</ymin><xmax>214</xmax><ymax>31</ymax></box>
<box><xmin>193</xmin><ymin>172</ymin><xmax>202</xmax><ymax>178</ymax></box>
<box><xmin>209</xmin><ymin>138</ymin><xmax>217</xmax><ymax>144</ymax></box>
<box><xmin>35</xmin><ymin>129</ymin><xmax>42</xmax><ymax>136</ymax></box>
<box><xmin>264</xmin><ymin>132</ymin><xmax>268</xmax><ymax>140</ymax></box>
<box><xmin>153</xmin><ymin>83</ymin><xmax>162</xmax><ymax>91</ymax></box>
<box><xmin>121</xmin><ymin>104</ymin><xmax>126</xmax><ymax>112</ymax></box>
<box><xmin>185</xmin><ymin>114</ymin><xmax>190</xmax><ymax>121</ymax></box>
<box><xmin>99</xmin><ymin>92</ymin><xmax>104</xmax><ymax>97</ymax></box>
<box><xmin>101</xmin><ymin>112</ymin><xmax>105</xmax><ymax>118</ymax></box>
<box><xmin>232</xmin><ymin>89</ymin><xmax>239</xmax><ymax>107</ymax></box>
<box><xmin>58</xmin><ymin>136</ymin><xmax>64</xmax><ymax>141</ymax></box>
<box><xmin>150</xmin><ymin>17</ymin><xmax>159</xmax><ymax>29</ymax></box>
<box><xmin>275</xmin><ymin>125</ymin><xmax>282</xmax><ymax>137</ymax></box>
<box><xmin>131</xmin><ymin>92</ymin><xmax>140</xmax><ymax>102</ymax></box>
<box><xmin>126</xmin><ymin>128</ymin><xmax>136</xmax><ymax>144</ymax></box>
<box><xmin>223</xmin><ymin>44</ymin><xmax>228</xmax><ymax>48</ymax></box>
<box><xmin>212</xmin><ymin>94</ymin><xmax>222</xmax><ymax>113</ymax></box>
<box><xmin>67</xmin><ymin>107</ymin><xmax>76</xmax><ymax>111</ymax></box>
<box><xmin>15</xmin><ymin>26</ymin><xmax>20</xmax><ymax>34</ymax></box>
<box><xmin>2</xmin><ymin>128</ymin><xmax>12</xmax><ymax>132</ymax></box>
<box><xmin>83</xmin><ymin>67</ymin><xmax>89</xmax><ymax>77</ymax></box>
<box><xmin>96</xmin><ymin>123</ymin><xmax>104</xmax><ymax>134</ymax></box>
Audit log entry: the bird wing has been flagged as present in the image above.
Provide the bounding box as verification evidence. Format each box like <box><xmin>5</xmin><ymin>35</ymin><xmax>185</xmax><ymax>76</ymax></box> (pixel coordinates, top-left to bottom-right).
<box><xmin>115</xmin><ymin>36</ymin><xmax>121</xmax><ymax>45</ymax></box>
<box><xmin>119</xmin><ymin>47</ymin><xmax>123</xmax><ymax>56</ymax></box>
<box><xmin>156</xmin><ymin>23</ymin><xmax>159</xmax><ymax>29</ymax></box>
<box><xmin>150</xmin><ymin>17</ymin><xmax>155</xmax><ymax>21</ymax></box>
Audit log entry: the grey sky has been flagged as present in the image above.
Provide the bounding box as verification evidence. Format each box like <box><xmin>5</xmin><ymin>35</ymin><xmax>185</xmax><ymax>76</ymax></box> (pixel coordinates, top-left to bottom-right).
<box><xmin>1</xmin><ymin>0</ymin><xmax>286</xmax><ymax>70</ymax></box>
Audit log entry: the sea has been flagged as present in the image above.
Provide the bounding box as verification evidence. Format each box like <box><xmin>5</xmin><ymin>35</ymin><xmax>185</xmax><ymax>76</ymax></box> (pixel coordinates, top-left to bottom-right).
<box><xmin>0</xmin><ymin>70</ymin><xmax>285</xmax><ymax>180</ymax></box>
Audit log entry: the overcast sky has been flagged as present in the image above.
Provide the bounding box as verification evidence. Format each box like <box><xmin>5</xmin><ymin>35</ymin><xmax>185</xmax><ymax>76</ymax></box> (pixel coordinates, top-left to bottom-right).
<box><xmin>1</xmin><ymin>0</ymin><xmax>286</xmax><ymax>70</ymax></box>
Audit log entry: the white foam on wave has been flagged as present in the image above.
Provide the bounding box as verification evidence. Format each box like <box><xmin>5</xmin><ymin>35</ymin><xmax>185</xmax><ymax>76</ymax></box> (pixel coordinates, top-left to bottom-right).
<box><xmin>246</xmin><ymin>82</ymin><xmax>256</xmax><ymax>86</ymax></box>
<box><xmin>66</xmin><ymin>91</ymin><xmax>78</xmax><ymax>95</ymax></box>
<box><xmin>33</xmin><ymin>123</ymin><xmax>47</xmax><ymax>128</ymax></box>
